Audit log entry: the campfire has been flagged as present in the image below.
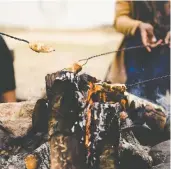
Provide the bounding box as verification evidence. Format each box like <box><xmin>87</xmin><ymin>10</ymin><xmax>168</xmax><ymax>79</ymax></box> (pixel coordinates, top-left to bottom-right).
<box><xmin>0</xmin><ymin>63</ymin><xmax>169</xmax><ymax>169</ymax></box>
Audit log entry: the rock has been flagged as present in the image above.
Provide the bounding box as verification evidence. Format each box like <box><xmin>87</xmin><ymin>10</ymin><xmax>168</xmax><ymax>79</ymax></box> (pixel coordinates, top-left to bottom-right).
<box><xmin>32</xmin><ymin>99</ymin><xmax>48</xmax><ymax>133</ymax></box>
<box><xmin>0</xmin><ymin>126</ymin><xmax>11</xmax><ymax>150</ymax></box>
<box><xmin>119</xmin><ymin>117</ymin><xmax>152</xmax><ymax>169</ymax></box>
<box><xmin>0</xmin><ymin>101</ymin><xmax>36</xmax><ymax>137</ymax></box>
<box><xmin>152</xmin><ymin>163</ymin><xmax>170</xmax><ymax>169</ymax></box>
<box><xmin>7</xmin><ymin>132</ymin><xmax>48</xmax><ymax>153</ymax></box>
<box><xmin>119</xmin><ymin>139</ymin><xmax>152</xmax><ymax>169</ymax></box>
<box><xmin>164</xmin><ymin>114</ymin><xmax>170</xmax><ymax>139</ymax></box>
<box><xmin>131</xmin><ymin>125</ymin><xmax>153</xmax><ymax>146</ymax></box>
<box><xmin>149</xmin><ymin>140</ymin><xmax>170</xmax><ymax>166</ymax></box>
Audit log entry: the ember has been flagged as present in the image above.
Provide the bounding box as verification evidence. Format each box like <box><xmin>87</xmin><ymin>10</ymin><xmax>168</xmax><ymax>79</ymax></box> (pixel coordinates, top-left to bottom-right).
<box><xmin>0</xmin><ymin>63</ymin><xmax>169</xmax><ymax>169</ymax></box>
<box><xmin>24</xmin><ymin>154</ymin><xmax>38</xmax><ymax>169</ymax></box>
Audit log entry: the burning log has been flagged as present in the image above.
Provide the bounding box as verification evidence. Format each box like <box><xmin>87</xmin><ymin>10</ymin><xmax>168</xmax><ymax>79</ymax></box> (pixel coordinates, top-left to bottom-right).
<box><xmin>125</xmin><ymin>92</ymin><xmax>168</xmax><ymax>132</ymax></box>
<box><xmin>75</xmin><ymin>102</ymin><xmax>121</xmax><ymax>169</ymax></box>
<box><xmin>46</xmin><ymin>65</ymin><xmax>84</xmax><ymax>169</ymax></box>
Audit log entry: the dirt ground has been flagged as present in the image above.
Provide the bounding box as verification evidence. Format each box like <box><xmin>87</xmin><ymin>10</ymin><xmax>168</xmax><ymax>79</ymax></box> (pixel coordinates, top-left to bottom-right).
<box><xmin>2</xmin><ymin>27</ymin><xmax>123</xmax><ymax>100</ymax></box>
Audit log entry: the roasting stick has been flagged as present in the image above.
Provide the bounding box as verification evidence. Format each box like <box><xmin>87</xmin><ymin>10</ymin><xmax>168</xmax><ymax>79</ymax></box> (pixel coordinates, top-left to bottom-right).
<box><xmin>0</xmin><ymin>32</ymin><xmax>55</xmax><ymax>53</ymax></box>
<box><xmin>78</xmin><ymin>42</ymin><xmax>169</xmax><ymax>66</ymax></box>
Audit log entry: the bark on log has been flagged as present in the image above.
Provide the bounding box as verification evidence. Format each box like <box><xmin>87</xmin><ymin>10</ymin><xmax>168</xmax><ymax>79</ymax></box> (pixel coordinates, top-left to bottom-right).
<box><xmin>125</xmin><ymin>92</ymin><xmax>168</xmax><ymax>132</ymax></box>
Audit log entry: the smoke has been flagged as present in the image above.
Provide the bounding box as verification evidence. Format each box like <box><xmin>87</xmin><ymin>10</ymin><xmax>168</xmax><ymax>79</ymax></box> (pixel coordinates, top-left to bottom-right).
<box><xmin>156</xmin><ymin>89</ymin><xmax>170</xmax><ymax>116</ymax></box>
<box><xmin>128</xmin><ymin>83</ymin><xmax>170</xmax><ymax>116</ymax></box>
<box><xmin>128</xmin><ymin>83</ymin><xmax>146</xmax><ymax>99</ymax></box>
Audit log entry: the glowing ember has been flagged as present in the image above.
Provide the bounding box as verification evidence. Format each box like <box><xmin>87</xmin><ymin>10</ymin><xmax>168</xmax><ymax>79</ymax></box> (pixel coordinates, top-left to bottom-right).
<box><xmin>24</xmin><ymin>154</ymin><xmax>38</xmax><ymax>169</ymax></box>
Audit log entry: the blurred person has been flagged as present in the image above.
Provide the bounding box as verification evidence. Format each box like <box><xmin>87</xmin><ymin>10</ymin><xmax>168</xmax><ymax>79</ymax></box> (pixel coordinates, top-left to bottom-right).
<box><xmin>106</xmin><ymin>0</ymin><xmax>170</xmax><ymax>103</ymax></box>
<box><xmin>0</xmin><ymin>35</ymin><xmax>16</xmax><ymax>102</ymax></box>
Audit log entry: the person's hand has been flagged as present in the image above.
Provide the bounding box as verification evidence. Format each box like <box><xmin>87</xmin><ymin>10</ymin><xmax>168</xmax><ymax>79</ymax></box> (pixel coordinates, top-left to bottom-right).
<box><xmin>165</xmin><ymin>31</ymin><xmax>170</xmax><ymax>47</ymax></box>
<box><xmin>138</xmin><ymin>22</ymin><xmax>162</xmax><ymax>52</ymax></box>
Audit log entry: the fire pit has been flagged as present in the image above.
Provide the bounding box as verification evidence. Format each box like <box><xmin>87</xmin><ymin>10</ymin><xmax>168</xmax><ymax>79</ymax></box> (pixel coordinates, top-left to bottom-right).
<box><xmin>0</xmin><ymin>63</ymin><xmax>170</xmax><ymax>169</ymax></box>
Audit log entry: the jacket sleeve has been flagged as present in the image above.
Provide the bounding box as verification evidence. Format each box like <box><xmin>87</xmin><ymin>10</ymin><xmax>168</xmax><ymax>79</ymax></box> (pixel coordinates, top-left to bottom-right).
<box><xmin>114</xmin><ymin>0</ymin><xmax>142</xmax><ymax>36</ymax></box>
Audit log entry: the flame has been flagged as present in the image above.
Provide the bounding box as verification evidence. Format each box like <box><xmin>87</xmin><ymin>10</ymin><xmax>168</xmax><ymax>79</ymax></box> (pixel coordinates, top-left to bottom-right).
<box><xmin>87</xmin><ymin>82</ymin><xmax>103</xmax><ymax>102</ymax></box>
<box><xmin>85</xmin><ymin>108</ymin><xmax>91</xmax><ymax>147</ymax></box>
<box><xmin>85</xmin><ymin>82</ymin><xmax>103</xmax><ymax>149</ymax></box>
<box><xmin>100</xmin><ymin>92</ymin><xmax>107</xmax><ymax>102</ymax></box>
<box><xmin>121</xmin><ymin>99</ymin><xmax>127</xmax><ymax>110</ymax></box>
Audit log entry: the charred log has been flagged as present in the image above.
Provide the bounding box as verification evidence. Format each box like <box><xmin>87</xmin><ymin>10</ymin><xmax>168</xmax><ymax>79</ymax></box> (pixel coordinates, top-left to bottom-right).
<box><xmin>119</xmin><ymin>113</ymin><xmax>153</xmax><ymax>169</ymax></box>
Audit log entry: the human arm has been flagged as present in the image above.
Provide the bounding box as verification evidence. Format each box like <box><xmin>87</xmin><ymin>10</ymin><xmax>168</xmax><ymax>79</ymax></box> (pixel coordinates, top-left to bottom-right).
<box><xmin>0</xmin><ymin>36</ymin><xmax>16</xmax><ymax>102</ymax></box>
<box><xmin>114</xmin><ymin>0</ymin><xmax>162</xmax><ymax>52</ymax></box>
<box><xmin>114</xmin><ymin>0</ymin><xmax>142</xmax><ymax>36</ymax></box>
